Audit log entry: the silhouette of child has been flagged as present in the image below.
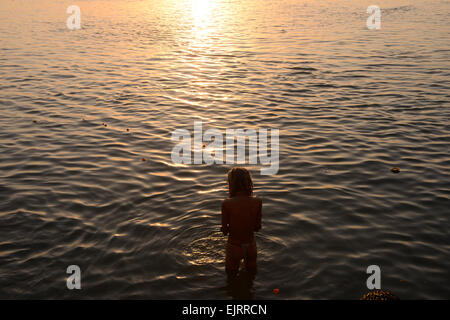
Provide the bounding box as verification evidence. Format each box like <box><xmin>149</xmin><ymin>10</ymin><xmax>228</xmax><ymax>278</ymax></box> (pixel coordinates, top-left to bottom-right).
<box><xmin>221</xmin><ymin>167</ymin><xmax>262</xmax><ymax>275</ymax></box>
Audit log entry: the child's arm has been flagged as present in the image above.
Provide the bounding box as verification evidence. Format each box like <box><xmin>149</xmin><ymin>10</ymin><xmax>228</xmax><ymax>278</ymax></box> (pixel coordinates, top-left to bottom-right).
<box><xmin>255</xmin><ymin>198</ymin><xmax>262</xmax><ymax>231</ymax></box>
<box><xmin>221</xmin><ymin>200</ymin><xmax>230</xmax><ymax>235</ymax></box>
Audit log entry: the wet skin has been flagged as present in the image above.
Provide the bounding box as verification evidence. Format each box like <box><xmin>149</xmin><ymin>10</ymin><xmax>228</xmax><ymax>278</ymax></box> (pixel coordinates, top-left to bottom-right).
<box><xmin>221</xmin><ymin>193</ymin><xmax>262</xmax><ymax>273</ymax></box>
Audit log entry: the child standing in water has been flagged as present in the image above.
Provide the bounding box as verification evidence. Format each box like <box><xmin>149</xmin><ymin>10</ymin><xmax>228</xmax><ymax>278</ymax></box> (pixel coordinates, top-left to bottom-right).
<box><xmin>221</xmin><ymin>167</ymin><xmax>262</xmax><ymax>275</ymax></box>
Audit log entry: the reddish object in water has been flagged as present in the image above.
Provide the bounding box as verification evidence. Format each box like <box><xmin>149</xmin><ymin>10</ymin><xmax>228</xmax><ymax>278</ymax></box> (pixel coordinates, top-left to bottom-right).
<box><xmin>142</xmin><ymin>158</ymin><xmax>146</xmax><ymax>162</ymax></box>
<box><xmin>273</xmin><ymin>289</ymin><xmax>280</xmax><ymax>294</ymax></box>
<box><xmin>391</xmin><ymin>167</ymin><xmax>400</xmax><ymax>173</ymax></box>
<box><xmin>126</xmin><ymin>128</ymin><xmax>130</xmax><ymax>132</ymax></box>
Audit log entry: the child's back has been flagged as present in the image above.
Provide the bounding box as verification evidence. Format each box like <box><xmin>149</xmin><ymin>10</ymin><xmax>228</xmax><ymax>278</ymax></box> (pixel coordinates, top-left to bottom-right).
<box><xmin>222</xmin><ymin>195</ymin><xmax>262</xmax><ymax>245</ymax></box>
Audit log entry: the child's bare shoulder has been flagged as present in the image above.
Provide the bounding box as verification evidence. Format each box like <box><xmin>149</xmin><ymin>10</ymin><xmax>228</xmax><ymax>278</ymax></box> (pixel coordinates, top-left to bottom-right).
<box><xmin>252</xmin><ymin>196</ymin><xmax>262</xmax><ymax>205</ymax></box>
<box><xmin>222</xmin><ymin>198</ymin><xmax>232</xmax><ymax>208</ymax></box>
<box><xmin>223</xmin><ymin>196</ymin><xmax>261</xmax><ymax>207</ymax></box>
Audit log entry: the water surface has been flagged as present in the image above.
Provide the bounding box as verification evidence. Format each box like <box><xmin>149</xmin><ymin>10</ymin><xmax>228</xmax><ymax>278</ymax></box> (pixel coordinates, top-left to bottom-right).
<box><xmin>0</xmin><ymin>0</ymin><xmax>449</xmax><ymax>299</ymax></box>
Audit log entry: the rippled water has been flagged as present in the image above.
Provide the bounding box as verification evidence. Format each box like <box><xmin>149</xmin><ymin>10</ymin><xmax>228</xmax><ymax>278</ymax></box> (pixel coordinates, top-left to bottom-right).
<box><xmin>0</xmin><ymin>0</ymin><xmax>449</xmax><ymax>299</ymax></box>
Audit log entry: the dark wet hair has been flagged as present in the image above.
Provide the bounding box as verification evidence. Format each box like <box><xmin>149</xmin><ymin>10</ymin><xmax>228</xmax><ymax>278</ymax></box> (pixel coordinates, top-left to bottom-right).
<box><xmin>227</xmin><ymin>167</ymin><xmax>253</xmax><ymax>198</ymax></box>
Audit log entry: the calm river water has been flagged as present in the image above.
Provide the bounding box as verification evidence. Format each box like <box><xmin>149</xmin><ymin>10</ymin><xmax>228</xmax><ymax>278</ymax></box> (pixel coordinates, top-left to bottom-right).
<box><xmin>0</xmin><ymin>0</ymin><xmax>449</xmax><ymax>299</ymax></box>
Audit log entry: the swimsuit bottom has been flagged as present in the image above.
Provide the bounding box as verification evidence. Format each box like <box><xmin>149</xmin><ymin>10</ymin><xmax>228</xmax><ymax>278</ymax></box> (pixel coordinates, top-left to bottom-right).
<box><xmin>228</xmin><ymin>239</ymin><xmax>255</xmax><ymax>262</ymax></box>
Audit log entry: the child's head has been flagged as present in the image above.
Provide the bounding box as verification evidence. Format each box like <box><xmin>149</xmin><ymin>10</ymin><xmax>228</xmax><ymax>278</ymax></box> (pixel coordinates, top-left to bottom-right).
<box><xmin>227</xmin><ymin>167</ymin><xmax>253</xmax><ymax>198</ymax></box>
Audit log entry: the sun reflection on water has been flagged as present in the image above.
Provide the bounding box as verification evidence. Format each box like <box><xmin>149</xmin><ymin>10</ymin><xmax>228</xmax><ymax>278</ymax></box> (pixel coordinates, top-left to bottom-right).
<box><xmin>190</xmin><ymin>0</ymin><xmax>214</xmax><ymax>38</ymax></box>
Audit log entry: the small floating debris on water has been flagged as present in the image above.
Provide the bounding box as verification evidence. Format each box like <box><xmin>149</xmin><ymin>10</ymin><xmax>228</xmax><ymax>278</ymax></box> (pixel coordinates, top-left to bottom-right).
<box><xmin>202</xmin><ymin>144</ymin><xmax>206</xmax><ymax>148</ymax></box>
<box><xmin>360</xmin><ymin>289</ymin><xmax>399</xmax><ymax>300</ymax></box>
<box><xmin>391</xmin><ymin>167</ymin><xmax>400</xmax><ymax>173</ymax></box>
<box><xmin>273</xmin><ymin>288</ymin><xmax>280</xmax><ymax>294</ymax></box>
<box><xmin>33</xmin><ymin>120</ymin><xmax>37</xmax><ymax>123</ymax></box>
<box><xmin>126</xmin><ymin>128</ymin><xmax>130</xmax><ymax>132</ymax></box>
<box><xmin>104</xmin><ymin>123</ymin><xmax>107</xmax><ymax>127</ymax></box>
<box><xmin>142</xmin><ymin>158</ymin><xmax>146</xmax><ymax>162</ymax></box>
